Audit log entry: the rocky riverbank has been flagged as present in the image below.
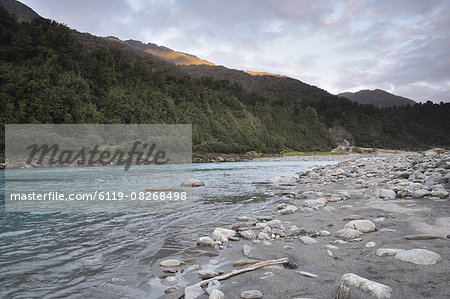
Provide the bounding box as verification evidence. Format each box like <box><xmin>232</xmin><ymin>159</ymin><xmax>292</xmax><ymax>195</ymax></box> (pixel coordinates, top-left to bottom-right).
<box><xmin>153</xmin><ymin>150</ymin><xmax>449</xmax><ymax>298</ymax></box>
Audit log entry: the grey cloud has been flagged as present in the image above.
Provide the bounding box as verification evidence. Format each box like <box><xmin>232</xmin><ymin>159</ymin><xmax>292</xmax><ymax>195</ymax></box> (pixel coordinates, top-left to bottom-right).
<box><xmin>20</xmin><ymin>0</ymin><xmax>449</xmax><ymax>102</ymax></box>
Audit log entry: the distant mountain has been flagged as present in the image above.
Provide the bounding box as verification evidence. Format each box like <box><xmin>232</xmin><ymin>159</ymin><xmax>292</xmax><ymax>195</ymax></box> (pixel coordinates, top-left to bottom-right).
<box><xmin>338</xmin><ymin>89</ymin><xmax>416</xmax><ymax>108</ymax></box>
<box><xmin>0</xmin><ymin>0</ymin><xmax>40</xmax><ymax>21</ymax></box>
<box><xmin>121</xmin><ymin>38</ymin><xmax>214</xmax><ymax>66</ymax></box>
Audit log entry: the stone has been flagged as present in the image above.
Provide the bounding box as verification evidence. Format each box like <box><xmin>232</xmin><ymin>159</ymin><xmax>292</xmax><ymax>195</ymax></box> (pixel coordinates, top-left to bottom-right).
<box><xmin>341</xmin><ymin>273</ymin><xmax>392</xmax><ymax>299</ymax></box>
<box><xmin>340</xmin><ymin>205</ymin><xmax>353</xmax><ymax>209</ymax></box>
<box><xmin>181</xmin><ymin>179</ymin><xmax>205</xmax><ymax>187</ymax></box>
<box><xmin>365</xmin><ymin>241</ymin><xmax>376</xmax><ymax>248</ymax></box>
<box><xmin>263</xmin><ymin>240</ymin><xmax>272</xmax><ymax>246</ymax></box>
<box><xmin>256</xmin><ymin>215</ymin><xmax>273</xmax><ymax>221</ymax></box>
<box><xmin>265</xmin><ymin>219</ymin><xmax>282</xmax><ymax>228</ymax></box>
<box><xmin>212</xmin><ymin>228</ymin><xmax>236</xmax><ymax>242</ymax></box>
<box><xmin>279</xmin><ymin>204</ymin><xmax>298</xmax><ymax>215</ymax></box>
<box><xmin>197</xmin><ymin>236</ymin><xmax>220</xmax><ymax>248</ymax></box>
<box><xmin>296</xmin><ymin>271</ymin><xmax>317</xmax><ymax>278</ymax></box>
<box><xmin>236</xmin><ymin>216</ymin><xmax>249</xmax><ymax>222</ymax></box>
<box><xmin>344</xmin><ymin>220</ymin><xmax>376</xmax><ymax>233</ymax></box>
<box><xmin>162</xmin><ymin>276</ymin><xmax>177</xmax><ymax>285</ymax></box>
<box><xmin>302</xmin><ymin>200</ymin><xmax>325</xmax><ymax>207</ymax></box>
<box><xmin>288</xmin><ymin>227</ymin><xmax>307</xmax><ymax>237</ymax></box>
<box><xmin>326</xmin><ymin>249</ymin><xmax>333</xmax><ymax>257</ymax></box>
<box><xmin>343</xmin><ymin>215</ymin><xmax>364</xmax><ymax>221</ymax></box>
<box><xmin>412</xmin><ymin>189</ymin><xmax>430</xmax><ymax>198</ymax></box>
<box><xmin>299</xmin><ymin>236</ymin><xmax>317</xmax><ymax>244</ymax></box>
<box><xmin>395</xmin><ymin>249</ymin><xmax>442</xmax><ymax>265</ymax></box>
<box><xmin>198</xmin><ymin>270</ymin><xmax>218</xmax><ymax>279</ymax></box>
<box><xmin>430</xmin><ymin>190</ymin><xmax>449</xmax><ymax>198</ymax></box>
<box><xmin>160</xmin><ymin>259</ymin><xmax>184</xmax><ymax>267</ymax></box>
<box><xmin>317</xmin><ymin>230</ymin><xmax>331</xmax><ymax>236</ymax></box>
<box><xmin>317</xmin><ymin>197</ymin><xmax>329</xmax><ymax>204</ymax></box>
<box><xmin>376</xmin><ymin>248</ymin><xmax>405</xmax><ymax>257</ymax></box>
<box><xmin>205</xmin><ymin>280</ymin><xmax>221</xmax><ymax>295</ymax></box>
<box><xmin>258</xmin><ymin>232</ymin><xmax>270</xmax><ymax>240</ymax></box>
<box><xmin>373</xmin><ymin>217</ymin><xmax>386</xmax><ymax>222</ymax></box>
<box><xmin>335</xmin><ymin>228</ymin><xmax>363</xmax><ymax>239</ymax></box>
<box><xmin>184</xmin><ymin>284</ymin><xmax>205</xmax><ymax>299</ymax></box>
<box><xmin>378</xmin><ymin>189</ymin><xmax>396</xmax><ymax>199</ymax></box>
<box><xmin>323</xmin><ymin>206</ymin><xmax>336</xmax><ymax>212</ymax></box>
<box><xmin>323</xmin><ymin>244</ymin><xmax>339</xmax><ymax>250</ymax></box>
<box><xmin>243</xmin><ymin>245</ymin><xmax>252</xmax><ymax>256</ymax></box>
<box><xmin>240</xmin><ymin>290</ymin><xmax>263</xmax><ymax>299</ymax></box>
<box><xmin>209</xmin><ymin>289</ymin><xmax>225</xmax><ymax>299</ymax></box>
<box><xmin>284</xmin><ymin>245</ymin><xmax>294</xmax><ymax>250</ymax></box>
<box><xmin>404</xmin><ymin>234</ymin><xmax>439</xmax><ymax>240</ymax></box>
<box><xmin>259</xmin><ymin>271</ymin><xmax>275</xmax><ymax>279</ymax></box>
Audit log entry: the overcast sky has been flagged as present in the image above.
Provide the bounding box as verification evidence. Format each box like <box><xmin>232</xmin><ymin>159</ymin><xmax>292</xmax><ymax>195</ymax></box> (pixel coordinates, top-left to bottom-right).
<box><xmin>21</xmin><ymin>0</ymin><xmax>450</xmax><ymax>102</ymax></box>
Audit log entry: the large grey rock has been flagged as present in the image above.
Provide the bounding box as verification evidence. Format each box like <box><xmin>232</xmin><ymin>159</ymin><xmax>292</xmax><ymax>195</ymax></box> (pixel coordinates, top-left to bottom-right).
<box><xmin>344</xmin><ymin>220</ymin><xmax>376</xmax><ymax>233</ymax></box>
<box><xmin>395</xmin><ymin>249</ymin><xmax>442</xmax><ymax>265</ymax></box>
<box><xmin>341</xmin><ymin>273</ymin><xmax>392</xmax><ymax>299</ymax></box>
<box><xmin>378</xmin><ymin>189</ymin><xmax>396</xmax><ymax>199</ymax></box>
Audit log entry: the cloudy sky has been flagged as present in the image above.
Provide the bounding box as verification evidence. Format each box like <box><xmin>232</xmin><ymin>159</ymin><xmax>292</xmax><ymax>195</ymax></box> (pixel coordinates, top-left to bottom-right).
<box><xmin>21</xmin><ymin>0</ymin><xmax>450</xmax><ymax>102</ymax></box>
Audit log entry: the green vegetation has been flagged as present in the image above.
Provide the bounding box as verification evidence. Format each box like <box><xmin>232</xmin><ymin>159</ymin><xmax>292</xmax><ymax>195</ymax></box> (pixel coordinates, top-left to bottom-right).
<box><xmin>1</xmin><ymin>7</ymin><xmax>449</xmax><ymax>158</ymax></box>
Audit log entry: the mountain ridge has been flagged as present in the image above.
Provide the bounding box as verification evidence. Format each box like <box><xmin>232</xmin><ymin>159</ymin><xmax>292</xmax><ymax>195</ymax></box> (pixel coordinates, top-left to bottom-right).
<box><xmin>338</xmin><ymin>89</ymin><xmax>416</xmax><ymax>108</ymax></box>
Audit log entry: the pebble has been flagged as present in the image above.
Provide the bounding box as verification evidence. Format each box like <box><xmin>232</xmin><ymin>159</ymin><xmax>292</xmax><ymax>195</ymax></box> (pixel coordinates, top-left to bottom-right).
<box><xmin>335</xmin><ymin>228</ymin><xmax>363</xmax><ymax>239</ymax></box>
<box><xmin>263</xmin><ymin>240</ymin><xmax>272</xmax><ymax>246</ymax></box>
<box><xmin>344</xmin><ymin>220</ymin><xmax>376</xmax><ymax>233</ymax></box>
<box><xmin>185</xmin><ymin>284</ymin><xmax>205</xmax><ymax>299</ymax></box>
<box><xmin>237</xmin><ymin>216</ymin><xmax>249</xmax><ymax>222</ymax></box>
<box><xmin>284</xmin><ymin>245</ymin><xmax>294</xmax><ymax>250</ymax></box>
<box><xmin>160</xmin><ymin>259</ymin><xmax>184</xmax><ymax>267</ymax></box>
<box><xmin>326</xmin><ymin>249</ymin><xmax>333</xmax><ymax>257</ymax></box>
<box><xmin>240</xmin><ymin>290</ymin><xmax>263</xmax><ymax>299</ymax></box>
<box><xmin>259</xmin><ymin>271</ymin><xmax>275</xmax><ymax>279</ymax></box>
<box><xmin>198</xmin><ymin>270</ymin><xmax>218</xmax><ymax>279</ymax></box>
<box><xmin>323</xmin><ymin>244</ymin><xmax>339</xmax><ymax>250</ymax></box>
<box><xmin>239</xmin><ymin>230</ymin><xmax>257</xmax><ymax>240</ymax></box>
<box><xmin>205</xmin><ymin>280</ymin><xmax>221</xmax><ymax>295</ymax></box>
<box><xmin>404</xmin><ymin>234</ymin><xmax>439</xmax><ymax>240</ymax></box>
<box><xmin>212</xmin><ymin>228</ymin><xmax>236</xmax><ymax>242</ymax></box>
<box><xmin>365</xmin><ymin>241</ymin><xmax>376</xmax><ymax>248</ymax></box>
<box><xmin>258</xmin><ymin>232</ymin><xmax>270</xmax><ymax>240</ymax></box>
<box><xmin>209</xmin><ymin>289</ymin><xmax>225</xmax><ymax>299</ymax></box>
<box><xmin>317</xmin><ymin>230</ymin><xmax>331</xmax><ymax>236</ymax></box>
<box><xmin>296</xmin><ymin>271</ymin><xmax>317</xmax><ymax>278</ymax></box>
<box><xmin>279</xmin><ymin>204</ymin><xmax>298</xmax><ymax>215</ymax></box>
<box><xmin>197</xmin><ymin>236</ymin><xmax>220</xmax><ymax>248</ymax></box>
<box><xmin>243</xmin><ymin>244</ymin><xmax>252</xmax><ymax>256</ymax></box>
<box><xmin>162</xmin><ymin>276</ymin><xmax>177</xmax><ymax>285</ymax></box>
<box><xmin>299</xmin><ymin>236</ymin><xmax>317</xmax><ymax>244</ymax></box>
<box><xmin>341</xmin><ymin>273</ymin><xmax>392</xmax><ymax>298</ymax></box>
<box><xmin>340</xmin><ymin>205</ymin><xmax>353</xmax><ymax>209</ymax></box>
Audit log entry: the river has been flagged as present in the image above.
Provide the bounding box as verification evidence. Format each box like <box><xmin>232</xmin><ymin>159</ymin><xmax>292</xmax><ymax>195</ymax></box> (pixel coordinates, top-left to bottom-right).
<box><xmin>0</xmin><ymin>160</ymin><xmax>338</xmax><ymax>298</ymax></box>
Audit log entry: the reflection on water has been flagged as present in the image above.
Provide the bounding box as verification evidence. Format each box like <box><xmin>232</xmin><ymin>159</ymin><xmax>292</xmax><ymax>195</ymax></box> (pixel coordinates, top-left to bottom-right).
<box><xmin>0</xmin><ymin>160</ymin><xmax>336</xmax><ymax>298</ymax></box>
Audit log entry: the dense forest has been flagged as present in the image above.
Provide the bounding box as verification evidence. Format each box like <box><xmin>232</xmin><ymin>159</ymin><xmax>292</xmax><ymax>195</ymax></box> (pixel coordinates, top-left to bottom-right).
<box><xmin>1</xmin><ymin>7</ymin><xmax>449</xmax><ymax>158</ymax></box>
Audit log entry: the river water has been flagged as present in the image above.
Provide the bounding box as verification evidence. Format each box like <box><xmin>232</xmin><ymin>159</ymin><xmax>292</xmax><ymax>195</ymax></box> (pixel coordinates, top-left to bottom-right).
<box><xmin>0</xmin><ymin>160</ymin><xmax>337</xmax><ymax>298</ymax></box>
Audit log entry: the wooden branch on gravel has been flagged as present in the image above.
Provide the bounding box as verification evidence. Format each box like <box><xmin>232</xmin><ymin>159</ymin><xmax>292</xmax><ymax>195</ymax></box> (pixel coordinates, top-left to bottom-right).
<box><xmin>198</xmin><ymin>257</ymin><xmax>290</xmax><ymax>287</ymax></box>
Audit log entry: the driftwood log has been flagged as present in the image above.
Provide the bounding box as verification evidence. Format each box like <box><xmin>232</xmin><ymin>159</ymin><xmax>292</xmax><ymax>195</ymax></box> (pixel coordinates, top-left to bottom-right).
<box><xmin>198</xmin><ymin>257</ymin><xmax>290</xmax><ymax>287</ymax></box>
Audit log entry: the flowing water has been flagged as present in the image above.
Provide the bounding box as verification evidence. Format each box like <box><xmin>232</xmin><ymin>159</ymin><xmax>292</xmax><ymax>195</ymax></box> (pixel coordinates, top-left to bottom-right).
<box><xmin>0</xmin><ymin>160</ymin><xmax>337</xmax><ymax>298</ymax></box>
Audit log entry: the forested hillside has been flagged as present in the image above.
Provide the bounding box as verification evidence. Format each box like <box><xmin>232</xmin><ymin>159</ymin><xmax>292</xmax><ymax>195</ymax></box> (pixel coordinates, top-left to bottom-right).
<box><xmin>1</xmin><ymin>7</ymin><xmax>449</xmax><ymax>158</ymax></box>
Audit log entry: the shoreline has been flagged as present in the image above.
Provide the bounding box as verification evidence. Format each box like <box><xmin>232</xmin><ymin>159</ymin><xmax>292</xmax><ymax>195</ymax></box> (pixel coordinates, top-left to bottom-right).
<box><xmin>155</xmin><ymin>150</ymin><xmax>449</xmax><ymax>298</ymax></box>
